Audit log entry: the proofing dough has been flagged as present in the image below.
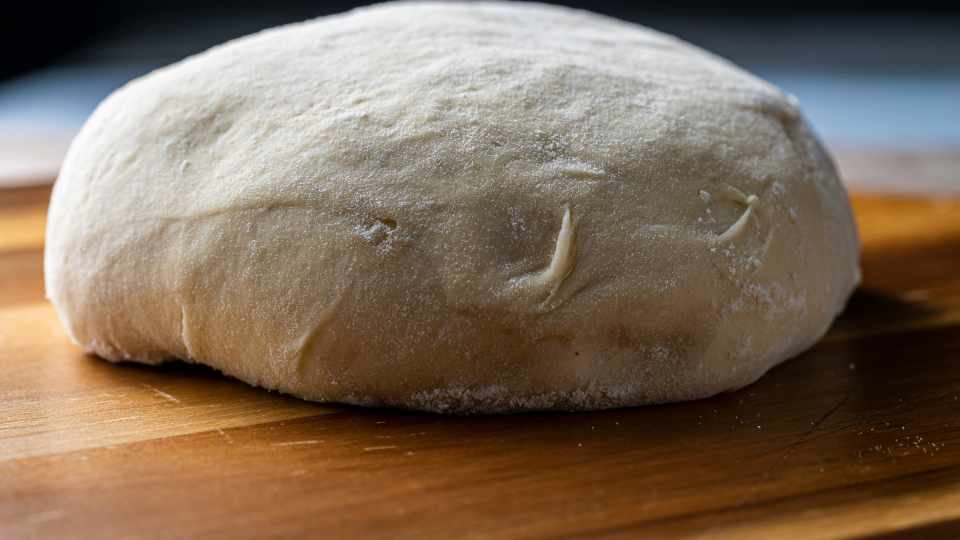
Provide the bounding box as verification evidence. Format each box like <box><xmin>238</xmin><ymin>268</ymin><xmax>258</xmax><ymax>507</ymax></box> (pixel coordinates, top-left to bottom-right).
<box><xmin>45</xmin><ymin>1</ymin><xmax>860</xmax><ymax>413</ymax></box>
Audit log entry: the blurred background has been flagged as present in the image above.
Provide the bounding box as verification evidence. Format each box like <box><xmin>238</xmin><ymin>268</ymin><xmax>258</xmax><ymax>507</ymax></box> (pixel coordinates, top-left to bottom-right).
<box><xmin>1</xmin><ymin>0</ymin><xmax>958</xmax><ymax>192</ymax></box>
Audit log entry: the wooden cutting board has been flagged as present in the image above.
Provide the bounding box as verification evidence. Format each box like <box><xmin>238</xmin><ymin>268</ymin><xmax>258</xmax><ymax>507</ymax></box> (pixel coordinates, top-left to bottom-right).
<box><xmin>2</xmin><ymin>180</ymin><xmax>960</xmax><ymax>539</ymax></box>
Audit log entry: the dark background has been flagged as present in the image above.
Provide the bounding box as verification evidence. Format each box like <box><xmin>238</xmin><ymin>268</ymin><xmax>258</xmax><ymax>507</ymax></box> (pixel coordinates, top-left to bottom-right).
<box><xmin>1</xmin><ymin>0</ymin><xmax>958</xmax><ymax>188</ymax></box>
<box><xmin>4</xmin><ymin>0</ymin><xmax>960</xmax><ymax>80</ymax></box>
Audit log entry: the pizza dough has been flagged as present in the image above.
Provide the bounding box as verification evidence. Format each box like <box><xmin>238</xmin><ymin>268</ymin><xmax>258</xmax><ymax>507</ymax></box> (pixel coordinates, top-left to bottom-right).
<box><xmin>45</xmin><ymin>1</ymin><xmax>860</xmax><ymax>413</ymax></box>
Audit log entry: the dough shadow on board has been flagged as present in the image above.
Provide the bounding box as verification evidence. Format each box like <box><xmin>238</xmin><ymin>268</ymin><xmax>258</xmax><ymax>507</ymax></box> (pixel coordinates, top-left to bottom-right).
<box><xmin>80</xmin><ymin>352</ymin><xmax>321</xmax><ymax>407</ymax></box>
<box><xmin>832</xmin><ymin>287</ymin><xmax>941</xmax><ymax>332</ymax></box>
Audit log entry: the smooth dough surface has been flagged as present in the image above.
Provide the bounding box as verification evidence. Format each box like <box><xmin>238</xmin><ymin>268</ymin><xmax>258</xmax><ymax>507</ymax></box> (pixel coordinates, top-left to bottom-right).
<box><xmin>45</xmin><ymin>1</ymin><xmax>860</xmax><ymax>413</ymax></box>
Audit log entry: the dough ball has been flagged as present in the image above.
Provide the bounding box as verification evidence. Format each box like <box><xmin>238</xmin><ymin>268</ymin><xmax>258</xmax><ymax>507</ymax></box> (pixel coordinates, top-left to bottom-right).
<box><xmin>45</xmin><ymin>1</ymin><xmax>860</xmax><ymax>413</ymax></box>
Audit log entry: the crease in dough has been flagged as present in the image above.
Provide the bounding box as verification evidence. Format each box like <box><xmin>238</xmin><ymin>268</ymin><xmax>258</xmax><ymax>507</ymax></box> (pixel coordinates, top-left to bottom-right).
<box><xmin>716</xmin><ymin>186</ymin><xmax>760</xmax><ymax>244</ymax></box>
<box><xmin>178</xmin><ymin>302</ymin><xmax>196</xmax><ymax>360</ymax></box>
<box><xmin>510</xmin><ymin>205</ymin><xmax>578</xmax><ymax>301</ymax></box>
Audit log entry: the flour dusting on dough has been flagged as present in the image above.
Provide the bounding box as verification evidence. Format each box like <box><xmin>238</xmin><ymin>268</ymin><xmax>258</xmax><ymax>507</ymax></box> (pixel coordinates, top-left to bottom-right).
<box><xmin>44</xmin><ymin>1</ymin><xmax>860</xmax><ymax>413</ymax></box>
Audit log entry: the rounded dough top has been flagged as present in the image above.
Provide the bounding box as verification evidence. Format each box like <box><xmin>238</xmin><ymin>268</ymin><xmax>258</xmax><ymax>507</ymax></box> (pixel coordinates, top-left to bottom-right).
<box><xmin>45</xmin><ymin>1</ymin><xmax>860</xmax><ymax>413</ymax></box>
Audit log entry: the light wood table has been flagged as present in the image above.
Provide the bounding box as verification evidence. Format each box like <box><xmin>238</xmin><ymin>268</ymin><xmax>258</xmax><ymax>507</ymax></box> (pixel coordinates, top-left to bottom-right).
<box><xmin>2</xmin><ymin>174</ymin><xmax>960</xmax><ymax>539</ymax></box>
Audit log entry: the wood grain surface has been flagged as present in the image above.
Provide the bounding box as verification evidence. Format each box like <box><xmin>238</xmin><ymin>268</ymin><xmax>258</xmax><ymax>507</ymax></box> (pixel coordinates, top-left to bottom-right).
<box><xmin>2</xmin><ymin>176</ymin><xmax>960</xmax><ymax>539</ymax></box>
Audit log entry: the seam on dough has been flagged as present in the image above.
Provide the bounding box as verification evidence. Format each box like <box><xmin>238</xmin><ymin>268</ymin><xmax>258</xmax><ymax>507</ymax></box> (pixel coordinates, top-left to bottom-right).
<box><xmin>158</xmin><ymin>202</ymin><xmax>322</xmax><ymax>222</ymax></box>
<box><xmin>92</xmin><ymin>202</ymin><xmax>330</xmax><ymax>233</ymax></box>
<box><xmin>511</xmin><ymin>205</ymin><xmax>578</xmax><ymax>300</ymax></box>
<box><xmin>749</xmin><ymin>227</ymin><xmax>776</xmax><ymax>274</ymax></box>
<box><xmin>294</xmin><ymin>294</ymin><xmax>345</xmax><ymax>378</ymax></box>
